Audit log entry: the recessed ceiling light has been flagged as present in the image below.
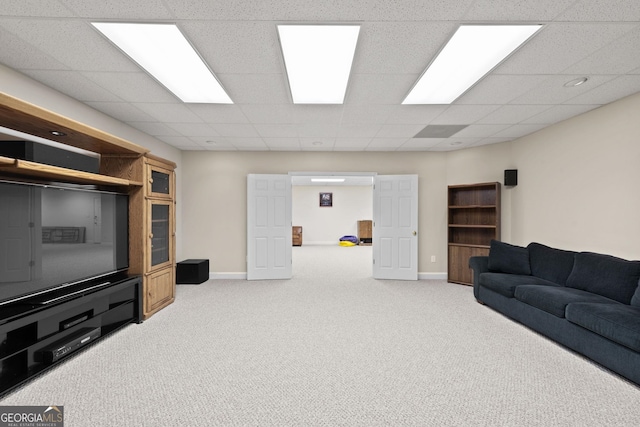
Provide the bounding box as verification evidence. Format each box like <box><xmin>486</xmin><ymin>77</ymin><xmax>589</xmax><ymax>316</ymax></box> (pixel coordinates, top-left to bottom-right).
<box><xmin>403</xmin><ymin>24</ymin><xmax>543</xmax><ymax>105</ymax></box>
<box><xmin>278</xmin><ymin>25</ymin><xmax>360</xmax><ymax>104</ymax></box>
<box><xmin>49</xmin><ymin>131</ymin><xmax>66</xmax><ymax>137</ymax></box>
<box><xmin>563</xmin><ymin>77</ymin><xmax>589</xmax><ymax>87</ymax></box>
<box><xmin>92</xmin><ymin>22</ymin><xmax>232</xmax><ymax>104</ymax></box>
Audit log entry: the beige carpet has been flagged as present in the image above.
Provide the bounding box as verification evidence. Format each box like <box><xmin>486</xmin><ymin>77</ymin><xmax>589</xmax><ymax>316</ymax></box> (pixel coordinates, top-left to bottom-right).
<box><xmin>2</xmin><ymin>245</ymin><xmax>639</xmax><ymax>426</ymax></box>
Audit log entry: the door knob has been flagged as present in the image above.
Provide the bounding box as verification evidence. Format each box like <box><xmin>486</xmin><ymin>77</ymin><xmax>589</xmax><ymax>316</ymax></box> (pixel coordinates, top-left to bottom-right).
<box><xmin>413</xmin><ymin>231</ymin><xmax>417</xmax><ymax>236</ymax></box>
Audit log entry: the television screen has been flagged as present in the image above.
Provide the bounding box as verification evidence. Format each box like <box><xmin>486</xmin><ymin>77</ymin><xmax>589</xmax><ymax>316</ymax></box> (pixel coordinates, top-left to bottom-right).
<box><xmin>0</xmin><ymin>181</ymin><xmax>128</xmax><ymax>306</ymax></box>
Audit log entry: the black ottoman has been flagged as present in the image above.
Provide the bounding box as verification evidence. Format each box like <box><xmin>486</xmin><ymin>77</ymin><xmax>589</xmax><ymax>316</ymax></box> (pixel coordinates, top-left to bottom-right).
<box><xmin>176</xmin><ymin>259</ymin><xmax>209</xmax><ymax>284</ymax></box>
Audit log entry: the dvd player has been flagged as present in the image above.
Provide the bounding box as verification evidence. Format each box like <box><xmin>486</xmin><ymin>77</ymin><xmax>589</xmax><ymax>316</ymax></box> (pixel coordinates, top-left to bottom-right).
<box><xmin>37</xmin><ymin>327</ymin><xmax>101</xmax><ymax>364</ymax></box>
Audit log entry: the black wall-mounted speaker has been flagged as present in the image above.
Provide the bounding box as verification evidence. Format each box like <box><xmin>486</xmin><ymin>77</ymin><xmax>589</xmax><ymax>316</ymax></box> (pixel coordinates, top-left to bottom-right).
<box><xmin>504</xmin><ymin>169</ymin><xmax>518</xmax><ymax>187</ymax></box>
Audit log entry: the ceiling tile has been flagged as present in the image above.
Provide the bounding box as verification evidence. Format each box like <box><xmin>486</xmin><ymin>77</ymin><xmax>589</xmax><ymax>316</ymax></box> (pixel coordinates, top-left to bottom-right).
<box><xmin>491</xmin><ymin>124</ymin><xmax>547</xmax><ymax>139</ymax></box>
<box><xmin>21</xmin><ymin>70</ymin><xmax>123</xmax><ymax>102</ymax></box>
<box><xmin>462</xmin><ymin>0</ymin><xmax>576</xmax><ymax>21</ymax></box>
<box><xmin>334</xmin><ymin>138</ymin><xmax>373</xmax><ymax>150</ymax></box>
<box><xmin>452</xmin><ymin>124</ymin><xmax>512</xmax><ymax>138</ymax></box>
<box><xmin>494</xmin><ymin>22</ymin><xmax>638</xmax><ymax>75</ymax></box>
<box><xmin>85</xmin><ymin>102</ymin><xmax>156</xmax><ymax>123</ymax></box>
<box><xmin>456</xmin><ymin>75</ymin><xmax>550</xmax><ymax>105</ymax></box>
<box><xmin>299</xmin><ymin>137</ymin><xmax>335</xmax><ymax>150</ymax></box>
<box><xmin>219</xmin><ymin>73</ymin><xmax>289</xmax><ymax>104</ymax></box>
<box><xmin>558</xmin><ymin>0</ymin><xmax>640</xmax><ymax>21</ymax></box>
<box><xmin>253</xmin><ymin>124</ymin><xmax>298</xmax><ymax>138</ymax></box>
<box><xmin>562</xmin><ymin>26</ymin><xmax>640</xmax><ymax>75</ymax></box>
<box><xmin>188</xmin><ymin>104</ymin><xmax>249</xmax><ymax>124</ymax></box>
<box><xmin>510</xmin><ymin>75</ymin><xmax>617</xmax><ymax>105</ymax></box>
<box><xmin>0</xmin><ymin>0</ymin><xmax>74</xmax><ymax>17</ymax></box>
<box><xmin>262</xmin><ymin>138</ymin><xmax>301</xmax><ymax>150</ymax></box>
<box><xmin>239</xmin><ymin>104</ymin><xmax>294</xmax><ymax>124</ymax></box>
<box><xmin>431</xmin><ymin>105</ymin><xmax>500</xmax><ymax>125</ymax></box>
<box><xmin>58</xmin><ymin>0</ymin><xmax>173</xmax><ymax>19</ymax></box>
<box><xmin>134</xmin><ymin>103</ymin><xmax>205</xmax><ymax>123</ymax></box>
<box><xmin>126</xmin><ymin>122</ymin><xmax>182</xmax><ymax>137</ymax></box>
<box><xmin>352</xmin><ymin>22</ymin><xmax>457</xmax><ymax>74</ymax></box>
<box><xmin>375</xmin><ymin>124</ymin><xmax>425</xmax><ymax>138</ymax></box>
<box><xmin>340</xmin><ymin>105</ymin><xmax>397</xmax><ymax>124</ymax></box>
<box><xmin>521</xmin><ymin>104</ymin><xmax>600</xmax><ymax>125</ymax></box>
<box><xmin>166</xmin><ymin>123</ymin><xmax>220</xmax><ymax>137</ymax></box>
<box><xmin>384</xmin><ymin>105</ymin><xmax>447</xmax><ymax>124</ymax></box>
<box><xmin>293</xmin><ymin>105</ymin><xmax>344</xmax><ymax>124</ymax></box>
<box><xmin>180</xmin><ymin>21</ymin><xmax>283</xmax><ymax>74</ymax></box>
<box><xmin>563</xmin><ymin>75</ymin><xmax>640</xmax><ymax>105</ymax></box>
<box><xmin>0</xmin><ymin>20</ymin><xmax>140</xmax><ymax>72</ymax></box>
<box><xmin>337</xmin><ymin>124</ymin><xmax>381</xmax><ymax>138</ymax></box>
<box><xmin>346</xmin><ymin>74</ymin><xmax>418</xmax><ymax>105</ymax></box>
<box><xmin>0</xmin><ymin>26</ymin><xmax>68</xmax><ymax>70</ymax></box>
<box><xmin>296</xmin><ymin>124</ymin><xmax>338</xmax><ymax>138</ymax></box>
<box><xmin>209</xmin><ymin>124</ymin><xmax>260</xmax><ymax>138</ymax></box>
<box><xmin>476</xmin><ymin>105</ymin><xmax>552</xmax><ymax>125</ymax></box>
<box><xmin>82</xmin><ymin>72</ymin><xmax>177</xmax><ymax>103</ymax></box>
<box><xmin>366</xmin><ymin>138</ymin><xmax>411</xmax><ymax>150</ymax></box>
<box><xmin>219</xmin><ymin>137</ymin><xmax>267</xmax><ymax>150</ymax></box>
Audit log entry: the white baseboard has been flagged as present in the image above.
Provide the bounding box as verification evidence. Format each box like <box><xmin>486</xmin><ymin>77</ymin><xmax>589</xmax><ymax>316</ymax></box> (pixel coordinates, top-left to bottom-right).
<box><xmin>208</xmin><ymin>272</ymin><xmax>447</xmax><ymax>280</ymax></box>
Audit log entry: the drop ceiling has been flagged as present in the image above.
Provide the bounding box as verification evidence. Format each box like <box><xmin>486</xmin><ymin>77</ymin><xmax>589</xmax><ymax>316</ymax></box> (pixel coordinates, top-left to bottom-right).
<box><xmin>1</xmin><ymin>0</ymin><xmax>639</xmax><ymax>152</ymax></box>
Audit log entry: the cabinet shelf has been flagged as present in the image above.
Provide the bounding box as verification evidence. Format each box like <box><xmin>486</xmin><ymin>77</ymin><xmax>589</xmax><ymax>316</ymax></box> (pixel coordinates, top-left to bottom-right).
<box><xmin>448</xmin><ymin>243</ymin><xmax>490</xmax><ymax>249</ymax></box>
<box><xmin>0</xmin><ymin>155</ymin><xmax>138</xmax><ymax>187</ymax></box>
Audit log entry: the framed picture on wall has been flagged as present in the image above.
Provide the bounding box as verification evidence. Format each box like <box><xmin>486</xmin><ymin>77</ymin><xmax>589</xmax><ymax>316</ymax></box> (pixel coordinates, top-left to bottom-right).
<box><xmin>319</xmin><ymin>192</ymin><xmax>333</xmax><ymax>207</ymax></box>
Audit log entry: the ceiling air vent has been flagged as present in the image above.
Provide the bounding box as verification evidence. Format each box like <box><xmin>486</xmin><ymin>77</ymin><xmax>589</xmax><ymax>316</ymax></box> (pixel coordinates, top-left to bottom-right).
<box><xmin>413</xmin><ymin>124</ymin><xmax>468</xmax><ymax>138</ymax></box>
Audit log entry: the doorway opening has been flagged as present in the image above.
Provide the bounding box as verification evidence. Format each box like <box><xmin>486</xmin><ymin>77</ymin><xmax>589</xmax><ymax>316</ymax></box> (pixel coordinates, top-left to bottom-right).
<box><xmin>290</xmin><ymin>172</ymin><xmax>375</xmax><ymax>278</ymax></box>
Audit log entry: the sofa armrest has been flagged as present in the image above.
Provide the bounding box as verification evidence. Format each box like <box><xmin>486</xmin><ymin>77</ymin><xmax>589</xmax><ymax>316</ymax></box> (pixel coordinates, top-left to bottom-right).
<box><xmin>469</xmin><ymin>256</ymin><xmax>489</xmax><ymax>301</ymax></box>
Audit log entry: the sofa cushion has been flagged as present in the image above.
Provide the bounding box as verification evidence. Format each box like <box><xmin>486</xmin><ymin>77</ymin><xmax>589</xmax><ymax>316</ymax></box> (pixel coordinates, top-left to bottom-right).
<box><xmin>565</xmin><ymin>252</ymin><xmax>640</xmax><ymax>304</ymax></box>
<box><xmin>479</xmin><ymin>273</ymin><xmax>559</xmax><ymax>298</ymax></box>
<box><xmin>514</xmin><ymin>285</ymin><xmax>619</xmax><ymax>318</ymax></box>
<box><xmin>631</xmin><ymin>280</ymin><xmax>640</xmax><ymax>307</ymax></box>
<box><xmin>566</xmin><ymin>303</ymin><xmax>640</xmax><ymax>352</ymax></box>
<box><xmin>527</xmin><ymin>242</ymin><xmax>576</xmax><ymax>286</ymax></box>
<box><xmin>488</xmin><ymin>240</ymin><xmax>531</xmax><ymax>275</ymax></box>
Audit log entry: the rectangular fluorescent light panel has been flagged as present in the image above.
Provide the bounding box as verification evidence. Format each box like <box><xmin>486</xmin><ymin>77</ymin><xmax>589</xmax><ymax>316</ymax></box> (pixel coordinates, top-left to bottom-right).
<box><xmin>311</xmin><ymin>178</ymin><xmax>346</xmax><ymax>183</ymax></box>
<box><xmin>278</xmin><ymin>25</ymin><xmax>360</xmax><ymax>104</ymax></box>
<box><xmin>92</xmin><ymin>22</ymin><xmax>232</xmax><ymax>104</ymax></box>
<box><xmin>403</xmin><ymin>25</ymin><xmax>542</xmax><ymax>105</ymax></box>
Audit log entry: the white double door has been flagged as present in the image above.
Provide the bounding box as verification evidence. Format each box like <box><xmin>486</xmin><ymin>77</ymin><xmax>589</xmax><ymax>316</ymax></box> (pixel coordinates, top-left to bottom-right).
<box><xmin>247</xmin><ymin>174</ymin><xmax>418</xmax><ymax>281</ymax></box>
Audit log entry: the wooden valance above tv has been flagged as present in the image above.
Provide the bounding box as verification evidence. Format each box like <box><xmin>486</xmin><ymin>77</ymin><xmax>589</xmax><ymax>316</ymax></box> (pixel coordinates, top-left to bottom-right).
<box><xmin>0</xmin><ymin>92</ymin><xmax>148</xmax><ymax>156</ymax></box>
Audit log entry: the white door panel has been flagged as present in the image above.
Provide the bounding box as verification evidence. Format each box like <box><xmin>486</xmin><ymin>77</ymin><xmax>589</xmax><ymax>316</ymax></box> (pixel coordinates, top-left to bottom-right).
<box><xmin>247</xmin><ymin>174</ymin><xmax>292</xmax><ymax>280</ymax></box>
<box><xmin>373</xmin><ymin>175</ymin><xmax>418</xmax><ymax>280</ymax></box>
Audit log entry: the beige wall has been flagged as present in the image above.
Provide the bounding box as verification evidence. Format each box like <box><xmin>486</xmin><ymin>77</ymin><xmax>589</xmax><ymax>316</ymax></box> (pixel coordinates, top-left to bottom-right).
<box><xmin>181</xmin><ymin>151</ymin><xmax>448</xmax><ymax>273</ymax></box>
<box><xmin>446</xmin><ymin>91</ymin><xmax>640</xmax><ymax>260</ymax></box>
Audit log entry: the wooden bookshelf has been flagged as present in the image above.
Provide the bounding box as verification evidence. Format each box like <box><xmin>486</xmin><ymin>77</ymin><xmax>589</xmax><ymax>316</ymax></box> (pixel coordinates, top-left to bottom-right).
<box><xmin>447</xmin><ymin>182</ymin><xmax>501</xmax><ymax>285</ymax></box>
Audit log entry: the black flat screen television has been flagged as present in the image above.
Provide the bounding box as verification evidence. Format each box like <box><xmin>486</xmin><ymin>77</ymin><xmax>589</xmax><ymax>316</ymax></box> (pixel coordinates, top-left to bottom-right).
<box><xmin>0</xmin><ymin>180</ymin><xmax>128</xmax><ymax>306</ymax></box>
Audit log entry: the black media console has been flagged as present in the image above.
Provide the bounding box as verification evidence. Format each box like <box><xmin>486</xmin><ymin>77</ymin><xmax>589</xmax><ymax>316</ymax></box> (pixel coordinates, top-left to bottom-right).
<box><xmin>0</xmin><ymin>275</ymin><xmax>142</xmax><ymax>397</ymax></box>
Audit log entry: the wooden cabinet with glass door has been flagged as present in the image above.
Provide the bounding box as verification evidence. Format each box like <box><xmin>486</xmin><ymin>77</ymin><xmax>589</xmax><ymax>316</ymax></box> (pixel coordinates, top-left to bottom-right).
<box><xmin>142</xmin><ymin>155</ymin><xmax>176</xmax><ymax>319</ymax></box>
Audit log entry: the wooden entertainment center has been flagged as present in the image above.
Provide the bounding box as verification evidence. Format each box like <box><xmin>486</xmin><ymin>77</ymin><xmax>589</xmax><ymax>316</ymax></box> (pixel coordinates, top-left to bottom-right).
<box><xmin>0</xmin><ymin>93</ymin><xmax>176</xmax><ymax>395</ymax></box>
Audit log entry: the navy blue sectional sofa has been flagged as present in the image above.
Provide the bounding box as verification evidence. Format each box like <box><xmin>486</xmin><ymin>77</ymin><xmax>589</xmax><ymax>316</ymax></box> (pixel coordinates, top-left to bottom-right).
<box><xmin>470</xmin><ymin>240</ymin><xmax>640</xmax><ymax>385</ymax></box>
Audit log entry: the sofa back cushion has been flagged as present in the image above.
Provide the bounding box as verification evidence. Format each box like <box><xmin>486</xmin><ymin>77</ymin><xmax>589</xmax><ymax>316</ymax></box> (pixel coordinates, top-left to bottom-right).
<box><xmin>565</xmin><ymin>252</ymin><xmax>640</xmax><ymax>304</ymax></box>
<box><xmin>527</xmin><ymin>242</ymin><xmax>576</xmax><ymax>286</ymax></box>
<box><xmin>631</xmin><ymin>280</ymin><xmax>640</xmax><ymax>307</ymax></box>
<box><xmin>488</xmin><ymin>240</ymin><xmax>531</xmax><ymax>275</ymax></box>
